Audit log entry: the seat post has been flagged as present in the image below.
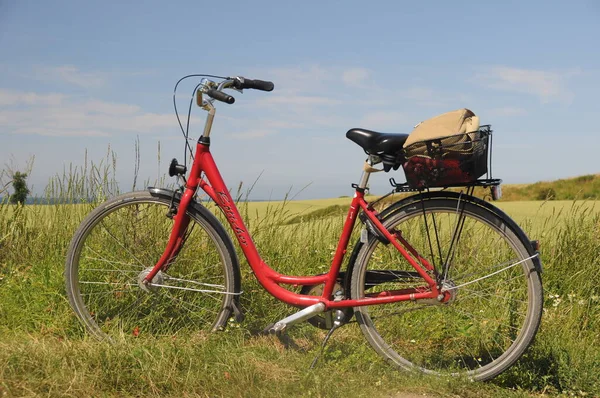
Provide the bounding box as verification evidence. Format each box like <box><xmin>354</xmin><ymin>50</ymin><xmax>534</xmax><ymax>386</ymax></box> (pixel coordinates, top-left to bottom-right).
<box><xmin>357</xmin><ymin>155</ymin><xmax>384</xmax><ymax>190</ymax></box>
<box><xmin>358</xmin><ymin>169</ymin><xmax>371</xmax><ymax>190</ymax></box>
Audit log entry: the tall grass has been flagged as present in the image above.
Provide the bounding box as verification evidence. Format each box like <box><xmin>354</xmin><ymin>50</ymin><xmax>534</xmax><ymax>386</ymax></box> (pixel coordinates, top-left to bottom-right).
<box><xmin>0</xmin><ymin>152</ymin><xmax>599</xmax><ymax>397</ymax></box>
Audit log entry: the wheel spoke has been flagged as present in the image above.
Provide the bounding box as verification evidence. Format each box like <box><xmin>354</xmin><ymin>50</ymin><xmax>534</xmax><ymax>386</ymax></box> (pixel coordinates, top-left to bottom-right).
<box><xmin>82</xmin><ymin>254</ymin><xmax>142</xmax><ymax>270</ymax></box>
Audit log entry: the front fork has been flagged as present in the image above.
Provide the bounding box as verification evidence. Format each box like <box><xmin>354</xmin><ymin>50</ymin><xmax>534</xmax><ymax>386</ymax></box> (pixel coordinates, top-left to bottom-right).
<box><xmin>143</xmin><ymin>186</ymin><xmax>194</xmax><ymax>284</ymax></box>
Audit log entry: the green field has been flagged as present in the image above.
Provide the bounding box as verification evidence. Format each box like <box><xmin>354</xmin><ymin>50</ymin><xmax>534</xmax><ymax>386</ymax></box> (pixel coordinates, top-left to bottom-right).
<box><xmin>230</xmin><ymin>196</ymin><xmax>599</xmax><ymax>224</ymax></box>
<box><xmin>1</xmin><ymin>182</ymin><xmax>600</xmax><ymax>397</ymax></box>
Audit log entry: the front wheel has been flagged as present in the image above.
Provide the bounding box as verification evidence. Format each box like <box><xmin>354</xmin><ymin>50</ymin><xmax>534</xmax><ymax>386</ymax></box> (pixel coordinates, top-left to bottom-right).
<box><xmin>65</xmin><ymin>191</ymin><xmax>239</xmax><ymax>340</ymax></box>
<box><xmin>350</xmin><ymin>197</ymin><xmax>543</xmax><ymax>381</ymax></box>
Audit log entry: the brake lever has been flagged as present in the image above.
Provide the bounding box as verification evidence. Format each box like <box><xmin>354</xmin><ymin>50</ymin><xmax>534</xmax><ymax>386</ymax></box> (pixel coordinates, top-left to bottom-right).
<box><xmin>228</xmin><ymin>76</ymin><xmax>244</xmax><ymax>93</ymax></box>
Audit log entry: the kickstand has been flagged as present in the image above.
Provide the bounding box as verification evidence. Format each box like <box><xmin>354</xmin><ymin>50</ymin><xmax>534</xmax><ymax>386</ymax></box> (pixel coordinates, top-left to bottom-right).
<box><xmin>309</xmin><ymin>310</ymin><xmax>345</xmax><ymax>369</ymax></box>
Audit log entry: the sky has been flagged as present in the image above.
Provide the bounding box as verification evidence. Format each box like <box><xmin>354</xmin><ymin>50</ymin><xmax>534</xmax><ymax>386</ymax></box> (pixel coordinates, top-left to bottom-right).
<box><xmin>1</xmin><ymin>0</ymin><xmax>599</xmax><ymax>200</ymax></box>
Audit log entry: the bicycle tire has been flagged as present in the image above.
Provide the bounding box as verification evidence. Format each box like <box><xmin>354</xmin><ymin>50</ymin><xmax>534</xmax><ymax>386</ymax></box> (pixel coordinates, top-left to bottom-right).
<box><xmin>350</xmin><ymin>196</ymin><xmax>543</xmax><ymax>381</ymax></box>
<box><xmin>65</xmin><ymin>191</ymin><xmax>239</xmax><ymax>340</ymax></box>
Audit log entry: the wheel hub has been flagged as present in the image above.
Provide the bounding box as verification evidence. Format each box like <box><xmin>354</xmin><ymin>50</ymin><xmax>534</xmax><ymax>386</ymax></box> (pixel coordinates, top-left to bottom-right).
<box><xmin>137</xmin><ymin>267</ymin><xmax>165</xmax><ymax>293</ymax></box>
<box><xmin>440</xmin><ymin>280</ymin><xmax>457</xmax><ymax>304</ymax></box>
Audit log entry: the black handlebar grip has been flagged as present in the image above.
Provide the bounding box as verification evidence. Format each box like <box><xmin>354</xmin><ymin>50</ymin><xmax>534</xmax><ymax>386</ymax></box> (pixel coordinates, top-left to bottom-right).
<box><xmin>240</xmin><ymin>78</ymin><xmax>274</xmax><ymax>92</ymax></box>
<box><xmin>206</xmin><ymin>89</ymin><xmax>235</xmax><ymax>104</ymax></box>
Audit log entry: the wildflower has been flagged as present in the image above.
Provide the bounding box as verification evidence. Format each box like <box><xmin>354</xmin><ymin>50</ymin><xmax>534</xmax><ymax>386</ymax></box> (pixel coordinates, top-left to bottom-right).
<box><xmin>552</xmin><ymin>298</ymin><xmax>561</xmax><ymax>307</ymax></box>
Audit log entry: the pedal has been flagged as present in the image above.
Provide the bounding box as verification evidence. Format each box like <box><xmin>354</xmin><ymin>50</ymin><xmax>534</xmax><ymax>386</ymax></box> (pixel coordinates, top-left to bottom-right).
<box><xmin>262</xmin><ymin>303</ymin><xmax>326</xmax><ymax>336</ymax></box>
<box><xmin>262</xmin><ymin>322</ymin><xmax>286</xmax><ymax>336</ymax></box>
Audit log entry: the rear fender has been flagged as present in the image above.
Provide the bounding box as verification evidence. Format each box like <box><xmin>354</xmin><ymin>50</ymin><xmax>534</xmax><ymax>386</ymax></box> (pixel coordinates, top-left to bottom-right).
<box><xmin>345</xmin><ymin>191</ymin><xmax>542</xmax><ymax>295</ymax></box>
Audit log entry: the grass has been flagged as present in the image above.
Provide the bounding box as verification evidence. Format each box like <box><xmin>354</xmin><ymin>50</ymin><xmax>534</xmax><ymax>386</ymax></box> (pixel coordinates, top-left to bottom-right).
<box><xmin>1</xmin><ymin>156</ymin><xmax>600</xmax><ymax>397</ymax></box>
<box><xmin>498</xmin><ymin>174</ymin><xmax>600</xmax><ymax>201</ymax></box>
<box><xmin>0</xmin><ymin>332</ymin><xmax>535</xmax><ymax>398</ymax></box>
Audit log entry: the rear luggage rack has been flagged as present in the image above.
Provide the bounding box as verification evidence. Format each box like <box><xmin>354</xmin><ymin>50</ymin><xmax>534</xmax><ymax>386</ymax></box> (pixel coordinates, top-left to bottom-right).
<box><xmin>390</xmin><ymin>177</ymin><xmax>502</xmax><ymax>193</ymax></box>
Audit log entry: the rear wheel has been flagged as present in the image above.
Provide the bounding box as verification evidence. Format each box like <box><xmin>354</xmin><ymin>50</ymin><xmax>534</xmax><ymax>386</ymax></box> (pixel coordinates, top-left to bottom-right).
<box><xmin>65</xmin><ymin>191</ymin><xmax>238</xmax><ymax>340</ymax></box>
<box><xmin>350</xmin><ymin>197</ymin><xmax>543</xmax><ymax>381</ymax></box>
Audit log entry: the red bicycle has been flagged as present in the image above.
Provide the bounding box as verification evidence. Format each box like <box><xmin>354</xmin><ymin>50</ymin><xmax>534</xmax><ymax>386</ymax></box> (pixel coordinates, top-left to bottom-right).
<box><xmin>65</xmin><ymin>75</ymin><xmax>543</xmax><ymax>381</ymax></box>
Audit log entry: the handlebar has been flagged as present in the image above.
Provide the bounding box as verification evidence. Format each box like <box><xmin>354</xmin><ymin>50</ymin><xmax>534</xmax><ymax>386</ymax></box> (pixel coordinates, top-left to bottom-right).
<box><xmin>232</xmin><ymin>77</ymin><xmax>274</xmax><ymax>92</ymax></box>
<box><xmin>175</xmin><ymin>73</ymin><xmax>275</xmax><ymax>143</ymax></box>
<box><xmin>206</xmin><ymin>88</ymin><xmax>235</xmax><ymax>104</ymax></box>
<box><xmin>202</xmin><ymin>76</ymin><xmax>275</xmax><ymax>105</ymax></box>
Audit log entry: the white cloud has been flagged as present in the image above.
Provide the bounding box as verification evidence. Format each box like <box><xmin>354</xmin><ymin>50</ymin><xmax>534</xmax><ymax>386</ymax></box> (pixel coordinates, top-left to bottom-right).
<box><xmin>10</xmin><ymin>127</ymin><xmax>111</xmax><ymax>137</ymax></box>
<box><xmin>229</xmin><ymin>129</ymin><xmax>277</xmax><ymax>139</ymax></box>
<box><xmin>486</xmin><ymin>107</ymin><xmax>527</xmax><ymax>117</ymax></box>
<box><xmin>359</xmin><ymin>111</ymin><xmax>409</xmax><ymax>131</ymax></box>
<box><xmin>255</xmin><ymin>95</ymin><xmax>342</xmax><ymax>106</ymax></box>
<box><xmin>0</xmin><ymin>89</ymin><xmax>174</xmax><ymax>137</ymax></box>
<box><xmin>476</xmin><ymin>66</ymin><xmax>578</xmax><ymax>103</ymax></box>
<box><xmin>263</xmin><ymin>65</ymin><xmax>333</xmax><ymax>93</ymax></box>
<box><xmin>260</xmin><ymin>65</ymin><xmax>372</xmax><ymax>92</ymax></box>
<box><xmin>0</xmin><ymin>89</ymin><xmax>66</xmax><ymax>106</ymax></box>
<box><xmin>234</xmin><ymin>65</ymin><xmax>354</xmax><ymax>133</ymax></box>
<box><xmin>396</xmin><ymin>86</ymin><xmax>471</xmax><ymax>108</ymax></box>
<box><xmin>400</xmin><ymin>87</ymin><xmax>439</xmax><ymax>105</ymax></box>
<box><xmin>227</xmin><ymin>65</ymin><xmax>472</xmax><ymax>137</ymax></box>
<box><xmin>260</xmin><ymin>120</ymin><xmax>304</xmax><ymax>129</ymax></box>
<box><xmin>35</xmin><ymin>65</ymin><xmax>107</xmax><ymax>88</ymax></box>
<box><xmin>495</xmin><ymin>143</ymin><xmax>535</xmax><ymax>150</ymax></box>
<box><xmin>85</xmin><ymin>100</ymin><xmax>141</xmax><ymax>115</ymax></box>
<box><xmin>342</xmin><ymin>68</ymin><xmax>370</xmax><ymax>87</ymax></box>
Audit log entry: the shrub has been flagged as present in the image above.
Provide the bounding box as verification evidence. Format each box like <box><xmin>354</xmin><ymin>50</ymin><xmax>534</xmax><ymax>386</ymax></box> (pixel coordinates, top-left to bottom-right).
<box><xmin>536</xmin><ymin>187</ymin><xmax>556</xmax><ymax>200</ymax></box>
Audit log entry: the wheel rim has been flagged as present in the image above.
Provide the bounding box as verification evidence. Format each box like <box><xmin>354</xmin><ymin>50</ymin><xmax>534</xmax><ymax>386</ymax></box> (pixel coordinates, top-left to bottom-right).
<box><xmin>68</xmin><ymin>197</ymin><xmax>233</xmax><ymax>339</ymax></box>
<box><xmin>355</xmin><ymin>202</ymin><xmax>539</xmax><ymax>378</ymax></box>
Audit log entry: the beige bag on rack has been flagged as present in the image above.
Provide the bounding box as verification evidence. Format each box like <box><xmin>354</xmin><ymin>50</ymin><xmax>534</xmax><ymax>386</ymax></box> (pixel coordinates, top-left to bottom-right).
<box><xmin>404</xmin><ymin>108</ymin><xmax>480</xmax><ymax>158</ymax></box>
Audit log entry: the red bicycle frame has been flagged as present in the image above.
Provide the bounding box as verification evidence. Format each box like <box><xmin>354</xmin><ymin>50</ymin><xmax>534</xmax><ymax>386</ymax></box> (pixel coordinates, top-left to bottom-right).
<box><xmin>144</xmin><ymin>141</ymin><xmax>446</xmax><ymax>309</ymax></box>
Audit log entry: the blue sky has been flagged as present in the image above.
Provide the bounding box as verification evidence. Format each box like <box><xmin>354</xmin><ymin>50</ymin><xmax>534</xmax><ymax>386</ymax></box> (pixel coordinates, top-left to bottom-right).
<box><xmin>1</xmin><ymin>0</ymin><xmax>599</xmax><ymax>199</ymax></box>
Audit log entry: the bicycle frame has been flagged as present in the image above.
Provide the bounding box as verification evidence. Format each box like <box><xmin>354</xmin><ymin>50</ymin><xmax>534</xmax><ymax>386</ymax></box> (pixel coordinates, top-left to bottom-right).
<box><xmin>143</xmin><ymin>140</ymin><xmax>447</xmax><ymax>310</ymax></box>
